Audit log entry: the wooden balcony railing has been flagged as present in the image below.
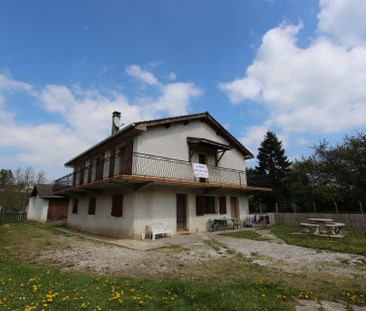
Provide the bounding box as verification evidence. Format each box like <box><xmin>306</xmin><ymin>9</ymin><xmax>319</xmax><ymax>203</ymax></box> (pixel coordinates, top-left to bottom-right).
<box><xmin>53</xmin><ymin>152</ymin><xmax>247</xmax><ymax>192</ymax></box>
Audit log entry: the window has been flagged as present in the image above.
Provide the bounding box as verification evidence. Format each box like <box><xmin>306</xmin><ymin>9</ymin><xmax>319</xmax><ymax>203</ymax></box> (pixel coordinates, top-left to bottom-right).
<box><xmin>219</xmin><ymin>196</ymin><xmax>227</xmax><ymax>214</ymax></box>
<box><xmin>196</xmin><ymin>196</ymin><xmax>216</xmax><ymax>216</ymax></box>
<box><xmin>79</xmin><ymin>163</ymin><xmax>85</xmax><ymax>185</ymax></box>
<box><xmin>88</xmin><ymin>197</ymin><xmax>96</xmax><ymax>215</ymax></box>
<box><xmin>96</xmin><ymin>155</ymin><xmax>104</xmax><ymax>181</ymax></box>
<box><xmin>111</xmin><ymin>194</ymin><xmax>123</xmax><ymax>217</ymax></box>
<box><xmin>72</xmin><ymin>198</ymin><xmax>79</xmax><ymax>214</ymax></box>
<box><xmin>198</xmin><ymin>154</ymin><xmax>208</xmax><ymax>183</ymax></box>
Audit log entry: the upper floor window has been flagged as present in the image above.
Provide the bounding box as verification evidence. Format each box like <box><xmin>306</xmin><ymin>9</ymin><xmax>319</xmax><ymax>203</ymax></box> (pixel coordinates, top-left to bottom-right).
<box><xmin>88</xmin><ymin>197</ymin><xmax>96</xmax><ymax>215</ymax></box>
<box><xmin>96</xmin><ymin>155</ymin><xmax>104</xmax><ymax>181</ymax></box>
<box><xmin>79</xmin><ymin>163</ymin><xmax>85</xmax><ymax>185</ymax></box>
<box><xmin>111</xmin><ymin>194</ymin><xmax>123</xmax><ymax>217</ymax></box>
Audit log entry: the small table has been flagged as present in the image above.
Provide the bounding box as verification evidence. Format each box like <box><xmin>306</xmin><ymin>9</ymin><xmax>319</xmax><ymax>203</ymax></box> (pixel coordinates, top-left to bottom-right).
<box><xmin>214</xmin><ymin>218</ymin><xmax>229</xmax><ymax>231</ymax></box>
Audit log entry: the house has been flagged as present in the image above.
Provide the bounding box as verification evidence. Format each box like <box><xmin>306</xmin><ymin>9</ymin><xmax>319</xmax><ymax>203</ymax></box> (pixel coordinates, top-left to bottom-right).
<box><xmin>53</xmin><ymin>112</ymin><xmax>270</xmax><ymax>239</ymax></box>
<box><xmin>27</xmin><ymin>184</ymin><xmax>69</xmax><ymax>222</ymax></box>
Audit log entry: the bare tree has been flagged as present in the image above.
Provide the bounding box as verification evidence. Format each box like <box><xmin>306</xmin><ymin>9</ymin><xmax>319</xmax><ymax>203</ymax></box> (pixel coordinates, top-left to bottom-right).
<box><xmin>0</xmin><ymin>167</ymin><xmax>48</xmax><ymax>211</ymax></box>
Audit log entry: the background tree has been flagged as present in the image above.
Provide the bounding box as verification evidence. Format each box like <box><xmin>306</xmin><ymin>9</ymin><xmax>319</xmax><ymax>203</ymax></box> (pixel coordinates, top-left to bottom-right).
<box><xmin>247</xmin><ymin>131</ymin><xmax>292</xmax><ymax>211</ymax></box>
<box><xmin>283</xmin><ymin>133</ymin><xmax>365</xmax><ymax>212</ymax></box>
<box><xmin>256</xmin><ymin>131</ymin><xmax>292</xmax><ymax>203</ymax></box>
<box><xmin>0</xmin><ymin>167</ymin><xmax>47</xmax><ymax>212</ymax></box>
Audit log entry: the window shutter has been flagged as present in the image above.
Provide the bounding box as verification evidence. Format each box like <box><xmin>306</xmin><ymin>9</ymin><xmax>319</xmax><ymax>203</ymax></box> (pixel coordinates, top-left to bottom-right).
<box><xmin>196</xmin><ymin>196</ymin><xmax>204</xmax><ymax>216</ymax></box>
<box><xmin>219</xmin><ymin>196</ymin><xmax>227</xmax><ymax>214</ymax></box>
<box><xmin>111</xmin><ymin>194</ymin><xmax>123</xmax><ymax>217</ymax></box>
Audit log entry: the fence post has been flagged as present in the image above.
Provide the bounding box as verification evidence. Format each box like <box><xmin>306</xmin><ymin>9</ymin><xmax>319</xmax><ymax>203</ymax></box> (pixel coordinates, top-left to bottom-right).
<box><xmin>259</xmin><ymin>203</ymin><xmax>263</xmax><ymax>214</ymax></box>
<box><xmin>312</xmin><ymin>202</ymin><xmax>316</xmax><ymax>213</ymax></box>
<box><xmin>334</xmin><ymin>201</ymin><xmax>339</xmax><ymax>214</ymax></box>
<box><xmin>359</xmin><ymin>201</ymin><xmax>364</xmax><ymax>214</ymax></box>
<box><xmin>275</xmin><ymin>202</ymin><xmax>279</xmax><ymax>214</ymax></box>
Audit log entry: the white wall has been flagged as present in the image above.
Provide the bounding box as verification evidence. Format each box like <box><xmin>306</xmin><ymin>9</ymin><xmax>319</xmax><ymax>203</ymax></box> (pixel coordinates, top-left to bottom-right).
<box><xmin>66</xmin><ymin>184</ymin><xmax>250</xmax><ymax>239</ymax></box>
<box><xmin>134</xmin><ymin>120</ymin><xmax>247</xmax><ymax>175</ymax></box>
<box><xmin>27</xmin><ymin>195</ymin><xmax>49</xmax><ymax>223</ymax></box>
<box><xmin>67</xmin><ymin>189</ymin><xmax>136</xmax><ymax>238</ymax></box>
<box><xmin>133</xmin><ymin>185</ymin><xmax>250</xmax><ymax>238</ymax></box>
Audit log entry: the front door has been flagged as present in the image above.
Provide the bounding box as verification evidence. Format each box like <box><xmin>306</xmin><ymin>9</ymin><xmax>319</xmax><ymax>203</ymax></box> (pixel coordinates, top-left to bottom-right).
<box><xmin>230</xmin><ymin>197</ymin><xmax>239</xmax><ymax>219</ymax></box>
<box><xmin>176</xmin><ymin>194</ymin><xmax>187</xmax><ymax>230</ymax></box>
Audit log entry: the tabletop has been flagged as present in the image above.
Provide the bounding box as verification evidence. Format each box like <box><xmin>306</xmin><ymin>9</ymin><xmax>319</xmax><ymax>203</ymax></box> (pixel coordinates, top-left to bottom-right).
<box><xmin>308</xmin><ymin>218</ymin><xmax>333</xmax><ymax>223</ymax></box>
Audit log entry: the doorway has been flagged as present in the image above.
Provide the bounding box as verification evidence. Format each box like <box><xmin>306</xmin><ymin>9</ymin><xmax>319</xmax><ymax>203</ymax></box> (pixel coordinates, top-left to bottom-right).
<box><xmin>230</xmin><ymin>197</ymin><xmax>240</xmax><ymax>219</ymax></box>
<box><xmin>176</xmin><ymin>194</ymin><xmax>187</xmax><ymax>230</ymax></box>
<box><xmin>198</xmin><ymin>153</ymin><xmax>208</xmax><ymax>182</ymax></box>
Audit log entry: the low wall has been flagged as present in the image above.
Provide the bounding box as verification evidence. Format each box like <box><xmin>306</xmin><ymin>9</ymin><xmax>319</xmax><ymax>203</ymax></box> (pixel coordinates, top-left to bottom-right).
<box><xmin>273</xmin><ymin>213</ymin><xmax>366</xmax><ymax>230</ymax></box>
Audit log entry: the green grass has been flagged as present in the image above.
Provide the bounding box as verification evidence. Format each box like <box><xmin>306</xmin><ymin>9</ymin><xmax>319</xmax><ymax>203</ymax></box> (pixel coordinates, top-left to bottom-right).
<box><xmin>221</xmin><ymin>230</ymin><xmax>270</xmax><ymax>241</ymax></box>
<box><xmin>0</xmin><ymin>223</ymin><xmax>365</xmax><ymax>310</ymax></box>
<box><xmin>270</xmin><ymin>226</ymin><xmax>366</xmax><ymax>256</ymax></box>
<box><xmin>0</xmin><ymin>250</ymin><xmax>295</xmax><ymax>310</ymax></box>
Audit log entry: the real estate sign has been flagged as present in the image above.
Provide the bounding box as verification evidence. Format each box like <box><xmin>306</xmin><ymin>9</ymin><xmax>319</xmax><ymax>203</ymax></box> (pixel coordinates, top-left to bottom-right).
<box><xmin>192</xmin><ymin>163</ymin><xmax>209</xmax><ymax>178</ymax></box>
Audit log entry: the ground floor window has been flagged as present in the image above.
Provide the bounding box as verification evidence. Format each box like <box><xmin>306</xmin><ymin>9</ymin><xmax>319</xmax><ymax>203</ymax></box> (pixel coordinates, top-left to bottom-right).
<box><xmin>88</xmin><ymin>197</ymin><xmax>96</xmax><ymax>215</ymax></box>
<box><xmin>111</xmin><ymin>194</ymin><xmax>123</xmax><ymax>217</ymax></box>
<box><xmin>219</xmin><ymin>196</ymin><xmax>227</xmax><ymax>214</ymax></box>
<box><xmin>196</xmin><ymin>196</ymin><xmax>216</xmax><ymax>216</ymax></box>
<box><xmin>72</xmin><ymin>198</ymin><xmax>79</xmax><ymax>214</ymax></box>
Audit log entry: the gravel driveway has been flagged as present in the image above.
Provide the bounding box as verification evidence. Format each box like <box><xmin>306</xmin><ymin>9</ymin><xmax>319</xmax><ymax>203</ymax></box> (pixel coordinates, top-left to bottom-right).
<box><xmin>211</xmin><ymin>233</ymin><xmax>366</xmax><ymax>278</ymax></box>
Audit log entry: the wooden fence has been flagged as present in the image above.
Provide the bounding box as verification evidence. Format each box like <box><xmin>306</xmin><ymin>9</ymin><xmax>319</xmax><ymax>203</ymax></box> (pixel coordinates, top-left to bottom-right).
<box><xmin>272</xmin><ymin>213</ymin><xmax>366</xmax><ymax>230</ymax></box>
<box><xmin>0</xmin><ymin>212</ymin><xmax>27</xmax><ymax>224</ymax></box>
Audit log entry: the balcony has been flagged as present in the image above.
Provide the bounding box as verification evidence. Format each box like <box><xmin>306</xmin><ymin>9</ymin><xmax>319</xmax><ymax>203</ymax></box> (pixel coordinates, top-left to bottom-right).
<box><xmin>53</xmin><ymin>152</ymin><xmax>249</xmax><ymax>192</ymax></box>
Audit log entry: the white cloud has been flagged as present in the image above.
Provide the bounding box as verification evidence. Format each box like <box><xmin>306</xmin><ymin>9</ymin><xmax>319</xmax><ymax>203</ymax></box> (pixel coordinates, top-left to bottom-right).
<box><xmin>167</xmin><ymin>72</ymin><xmax>176</xmax><ymax>81</ymax></box>
<box><xmin>0</xmin><ymin>67</ymin><xmax>202</xmax><ymax>178</ymax></box>
<box><xmin>126</xmin><ymin>64</ymin><xmax>160</xmax><ymax>86</ymax></box>
<box><xmin>152</xmin><ymin>82</ymin><xmax>202</xmax><ymax>115</ymax></box>
<box><xmin>296</xmin><ymin>137</ymin><xmax>310</xmax><ymax>146</ymax></box>
<box><xmin>318</xmin><ymin>0</ymin><xmax>366</xmax><ymax>47</ymax></box>
<box><xmin>0</xmin><ymin>73</ymin><xmax>32</xmax><ymax>93</ymax></box>
<box><xmin>240</xmin><ymin>120</ymin><xmax>272</xmax><ymax>153</ymax></box>
<box><xmin>220</xmin><ymin>2</ymin><xmax>366</xmax><ymax>136</ymax></box>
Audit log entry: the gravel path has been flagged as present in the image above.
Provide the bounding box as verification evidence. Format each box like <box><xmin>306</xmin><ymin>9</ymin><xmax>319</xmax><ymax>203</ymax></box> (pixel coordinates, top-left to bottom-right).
<box><xmin>37</xmin><ymin>233</ymin><xmax>230</xmax><ymax>276</ymax></box>
<box><xmin>210</xmin><ymin>233</ymin><xmax>366</xmax><ymax>278</ymax></box>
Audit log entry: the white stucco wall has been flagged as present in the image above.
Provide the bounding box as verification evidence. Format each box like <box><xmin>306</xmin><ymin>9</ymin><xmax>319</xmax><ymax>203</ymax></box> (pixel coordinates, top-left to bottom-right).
<box><xmin>132</xmin><ymin>185</ymin><xmax>249</xmax><ymax>238</ymax></box>
<box><xmin>27</xmin><ymin>195</ymin><xmax>49</xmax><ymax>222</ymax></box>
<box><xmin>66</xmin><ymin>184</ymin><xmax>249</xmax><ymax>239</ymax></box>
<box><xmin>134</xmin><ymin>120</ymin><xmax>247</xmax><ymax>176</ymax></box>
<box><xmin>67</xmin><ymin>189</ymin><xmax>136</xmax><ymax>238</ymax></box>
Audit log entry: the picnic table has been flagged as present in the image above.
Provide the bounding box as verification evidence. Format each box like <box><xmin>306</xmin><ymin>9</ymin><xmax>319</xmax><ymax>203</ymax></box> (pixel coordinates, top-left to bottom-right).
<box><xmin>300</xmin><ymin>218</ymin><xmax>345</xmax><ymax>236</ymax></box>
<box><xmin>208</xmin><ymin>218</ymin><xmax>241</xmax><ymax>231</ymax></box>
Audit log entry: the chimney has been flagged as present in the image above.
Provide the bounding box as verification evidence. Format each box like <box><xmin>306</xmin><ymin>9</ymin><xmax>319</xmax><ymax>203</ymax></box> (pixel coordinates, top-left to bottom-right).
<box><xmin>111</xmin><ymin>111</ymin><xmax>121</xmax><ymax>135</ymax></box>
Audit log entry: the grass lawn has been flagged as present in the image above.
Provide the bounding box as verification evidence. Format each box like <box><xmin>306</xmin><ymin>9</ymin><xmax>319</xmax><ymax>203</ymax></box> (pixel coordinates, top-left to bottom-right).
<box><xmin>269</xmin><ymin>226</ymin><xmax>366</xmax><ymax>256</ymax></box>
<box><xmin>220</xmin><ymin>230</ymin><xmax>270</xmax><ymax>241</ymax></box>
<box><xmin>0</xmin><ymin>223</ymin><xmax>365</xmax><ymax>310</ymax></box>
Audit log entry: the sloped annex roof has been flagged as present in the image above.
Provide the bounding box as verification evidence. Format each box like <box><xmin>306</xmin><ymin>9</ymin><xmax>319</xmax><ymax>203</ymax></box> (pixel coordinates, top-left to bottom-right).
<box><xmin>31</xmin><ymin>184</ymin><xmax>63</xmax><ymax>198</ymax></box>
<box><xmin>65</xmin><ymin>112</ymin><xmax>253</xmax><ymax>166</ymax></box>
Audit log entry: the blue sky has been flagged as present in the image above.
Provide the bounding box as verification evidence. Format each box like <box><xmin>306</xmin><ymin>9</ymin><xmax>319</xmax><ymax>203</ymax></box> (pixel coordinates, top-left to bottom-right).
<box><xmin>1</xmin><ymin>0</ymin><xmax>366</xmax><ymax>179</ymax></box>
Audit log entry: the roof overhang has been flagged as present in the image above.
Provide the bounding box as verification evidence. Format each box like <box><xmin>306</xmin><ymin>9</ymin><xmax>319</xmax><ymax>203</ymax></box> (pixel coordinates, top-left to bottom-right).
<box><xmin>187</xmin><ymin>137</ymin><xmax>232</xmax><ymax>152</ymax></box>
<box><xmin>64</xmin><ymin>125</ymin><xmax>146</xmax><ymax>166</ymax></box>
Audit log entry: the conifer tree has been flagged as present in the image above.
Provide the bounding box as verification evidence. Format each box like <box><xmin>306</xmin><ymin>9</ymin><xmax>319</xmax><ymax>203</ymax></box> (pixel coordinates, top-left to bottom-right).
<box><xmin>255</xmin><ymin>131</ymin><xmax>292</xmax><ymax>201</ymax></box>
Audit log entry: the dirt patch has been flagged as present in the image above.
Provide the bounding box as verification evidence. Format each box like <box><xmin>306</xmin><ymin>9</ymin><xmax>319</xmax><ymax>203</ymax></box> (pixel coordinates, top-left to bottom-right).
<box><xmin>31</xmin><ymin>230</ymin><xmax>230</xmax><ymax>276</ymax></box>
